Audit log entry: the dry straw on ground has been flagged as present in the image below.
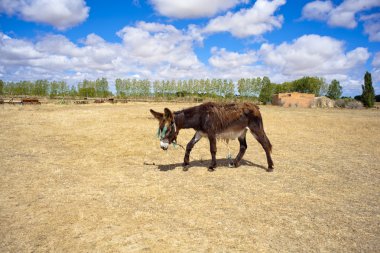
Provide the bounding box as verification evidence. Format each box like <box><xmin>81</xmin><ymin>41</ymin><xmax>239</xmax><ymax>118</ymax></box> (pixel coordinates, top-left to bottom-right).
<box><xmin>1</xmin><ymin>102</ymin><xmax>379</xmax><ymax>252</ymax></box>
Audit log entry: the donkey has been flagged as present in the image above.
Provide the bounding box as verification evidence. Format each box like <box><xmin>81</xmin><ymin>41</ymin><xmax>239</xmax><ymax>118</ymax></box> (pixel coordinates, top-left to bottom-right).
<box><xmin>150</xmin><ymin>102</ymin><xmax>274</xmax><ymax>172</ymax></box>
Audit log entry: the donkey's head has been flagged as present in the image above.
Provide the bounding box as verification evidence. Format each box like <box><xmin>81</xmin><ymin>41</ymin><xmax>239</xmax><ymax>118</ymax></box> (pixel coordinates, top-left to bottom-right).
<box><xmin>150</xmin><ymin>108</ymin><xmax>177</xmax><ymax>150</ymax></box>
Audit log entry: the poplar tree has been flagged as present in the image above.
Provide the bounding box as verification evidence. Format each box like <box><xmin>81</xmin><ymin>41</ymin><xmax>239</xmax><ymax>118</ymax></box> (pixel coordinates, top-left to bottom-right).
<box><xmin>361</xmin><ymin>71</ymin><xmax>375</xmax><ymax>108</ymax></box>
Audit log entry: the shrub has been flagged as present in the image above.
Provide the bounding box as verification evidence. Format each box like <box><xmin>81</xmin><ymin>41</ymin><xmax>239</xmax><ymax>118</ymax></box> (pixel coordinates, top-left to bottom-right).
<box><xmin>311</xmin><ymin>96</ymin><xmax>335</xmax><ymax>108</ymax></box>
<box><xmin>346</xmin><ymin>100</ymin><xmax>363</xmax><ymax>109</ymax></box>
<box><xmin>334</xmin><ymin>99</ymin><xmax>346</xmax><ymax>108</ymax></box>
<box><xmin>335</xmin><ymin>98</ymin><xmax>363</xmax><ymax>109</ymax></box>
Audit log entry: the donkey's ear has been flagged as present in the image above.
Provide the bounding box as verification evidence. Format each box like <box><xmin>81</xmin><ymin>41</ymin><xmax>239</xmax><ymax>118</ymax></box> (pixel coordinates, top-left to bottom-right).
<box><xmin>164</xmin><ymin>108</ymin><xmax>173</xmax><ymax>121</ymax></box>
<box><xmin>150</xmin><ymin>109</ymin><xmax>163</xmax><ymax>120</ymax></box>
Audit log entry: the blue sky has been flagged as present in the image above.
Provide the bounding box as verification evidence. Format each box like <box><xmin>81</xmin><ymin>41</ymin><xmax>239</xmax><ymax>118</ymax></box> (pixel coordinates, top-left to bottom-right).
<box><xmin>0</xmin><ymin>0</ymin><xmax>379</xmax><ymax>96</ymax></box>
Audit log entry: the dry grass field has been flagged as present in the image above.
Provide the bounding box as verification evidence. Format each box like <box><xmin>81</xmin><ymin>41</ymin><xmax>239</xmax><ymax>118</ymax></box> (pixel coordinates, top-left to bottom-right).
<box><xmin>0</xmin><ymin>102</ymin><xmax>379</xmax><ymax>252</ymax></box>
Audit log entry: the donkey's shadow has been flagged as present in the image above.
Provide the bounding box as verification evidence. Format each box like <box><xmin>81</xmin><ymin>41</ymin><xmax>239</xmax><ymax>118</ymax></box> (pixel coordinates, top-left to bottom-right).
<box><xmin>157</xmin><ymin>159</ymin><xmax>267</xmax><ymax>172</ymax></box>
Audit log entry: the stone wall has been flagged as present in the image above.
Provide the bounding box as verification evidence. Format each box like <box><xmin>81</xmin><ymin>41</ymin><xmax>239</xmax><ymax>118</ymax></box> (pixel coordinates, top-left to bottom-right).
<box><xmin>272</xmin><ymin>92</ymin><xmax>315</xmax><ymax>108</ymax></box>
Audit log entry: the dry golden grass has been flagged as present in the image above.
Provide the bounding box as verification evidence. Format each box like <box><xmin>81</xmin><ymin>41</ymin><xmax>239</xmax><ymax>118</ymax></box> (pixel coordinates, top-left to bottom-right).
<box><xmin>0</xmin><ymin>102</ymin><xmax>379</xmax><ymax>252</ymax></box>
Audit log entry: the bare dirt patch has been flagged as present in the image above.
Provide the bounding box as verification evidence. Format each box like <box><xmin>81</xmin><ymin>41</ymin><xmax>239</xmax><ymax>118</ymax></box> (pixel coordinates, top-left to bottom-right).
<box><xmin>1</xmin><ymin>103</ymin><xmax>379</xmax><ymax>252</ymax></box>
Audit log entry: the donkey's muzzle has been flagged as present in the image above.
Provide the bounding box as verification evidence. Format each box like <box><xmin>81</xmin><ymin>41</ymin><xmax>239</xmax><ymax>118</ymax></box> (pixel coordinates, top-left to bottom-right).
<box><xmin>160</xmin><ymin>140</ymin><xmax>169</xmax><ymax>150</ymax></box>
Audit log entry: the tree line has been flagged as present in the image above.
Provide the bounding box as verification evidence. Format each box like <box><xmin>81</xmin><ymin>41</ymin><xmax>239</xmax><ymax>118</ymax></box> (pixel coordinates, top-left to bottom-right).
<box><xmin>0</xmin><ymin>78</ymin><xmax>111</xmax><ymax>98</ymax></box>
<box><xmin>0</xmin><ymin>72</ymin><xmax>377</xmax><ymax>107</ymax></box>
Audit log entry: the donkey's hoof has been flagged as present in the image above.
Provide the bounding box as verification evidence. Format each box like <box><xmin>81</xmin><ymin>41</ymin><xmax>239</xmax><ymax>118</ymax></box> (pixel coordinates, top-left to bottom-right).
<box><xmin>182</xmin><ymin>162</ymin><xmax>190</xmax><ymax>171</ymax></box>
<box><xmin>267</xmin><ymin>167</ymin><xmax>274</xmax><ymax>172</ymax></box>
<box><xmin>208</xmin><ymin>167</ymin><xmax>215</xmax><ymax>172</ymax></box>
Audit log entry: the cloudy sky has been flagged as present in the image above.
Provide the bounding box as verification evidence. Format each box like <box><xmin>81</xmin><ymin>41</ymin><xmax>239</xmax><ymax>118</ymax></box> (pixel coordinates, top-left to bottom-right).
<box><xmin>0</xmin><ymin>0</ymin><xmax>379</xmax><ymax>96</ymax></box>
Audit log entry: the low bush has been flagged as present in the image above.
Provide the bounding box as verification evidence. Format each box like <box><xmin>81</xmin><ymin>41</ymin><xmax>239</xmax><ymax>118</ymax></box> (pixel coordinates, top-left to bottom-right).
<box><xmin>346</xmin><ymin>100</ymin><xmax>363</xmax><ymax>109</ymax></box>
<box><xmin>335</xmin><ymin>98</ymin><xmax>363</xmax><ymax>109</ymax></box>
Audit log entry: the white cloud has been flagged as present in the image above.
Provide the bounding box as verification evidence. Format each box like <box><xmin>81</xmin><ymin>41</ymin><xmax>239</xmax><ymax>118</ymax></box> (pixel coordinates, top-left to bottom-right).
<box><xmin>302</xmin><ymin>0</ymin><xmax>380</xmax><ymax>29</ymax></box>
<box><xmin>203</xmin><ymin>34</ymin><xmax>371</xmax><ymax>92</ymax></box>
<box><xmin>372</xmin><ymin>52</ymin><xmax>380</xmax><ymax>85</ymax></box>
<box><xmin>149</xmin><ymin>0</ymin><xmax>248</xmax><ymax>19</ymax></box>
<box><xmin>361</xmin><ymin>13</ymin><xmax>380</xmax><ymax>42</ymax></box>
<box><xmin>301</xmin><ymin>0</ymin><xmax>333</xmax><ymax>21</ymax></box>
<box><xmin>258</xmin><ymin>34</ymin><xmax>370</xmax><ymax>94</ymax></box>
<box><xmin>328</xmin><ymin>0</ymin><xmax>380</xmax><ymax>28</ymax></box>
<box><xmin>203</xmin><ymin>0</ymin><xmax>285</xmax><ymax>38</ymax></box>
<box><xmin>0</xmin><ymin>0</ymin><xmax>89</xmax><ymax>30</ymax></box>
<box><xmin>259</xmin><ymin>34</ymin><xmax>370</xmax><ymax>76</ymax></box>
<box><xmin>205</xmin><ymin>34</ymin><xmax>372</xmax><ymax>93</ymax></box>
<box><xmin>206</xmin><ymin>47</ymin><xmax>267</xmax><ymax>80</ymax></box>
<box><xmin>117</xmin><ymin>22</ymin><xmax>203</xmax><ymax>71</ymax></box>
<box><xmin>373</xmin><ymin>52</ymin><xmax>380</xmax><ymax>67</ymax></box>
<box><xmin>209</xmin><ymin>47</ymin><xmax>257</xmax><ymax>69</ymax></box>
<box><xmin>0</xmin><ymin>22</ymin><xmax>206</xmax><ymax>83</ymax></box>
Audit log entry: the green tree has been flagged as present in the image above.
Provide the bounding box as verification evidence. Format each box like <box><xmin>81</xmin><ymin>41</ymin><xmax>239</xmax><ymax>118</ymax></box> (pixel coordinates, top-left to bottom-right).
<box><xmin>169</xmin><ymin>80</ymin><xmax>177</xmax><ymax>96</ymax></box>
<box><xmin>193</xmin><ymin>79</ymin><xmax>200</xmax><ymax>95</ymax></box>
<box><xmin>125</xmin><ymin>79</ymin><xmax>132</xmax><ymax>96</ymax></box>
<box><xmin>141</xmin><ymin>79</ymin><xmax>151</xmax><ymax>97</ymax></box>
<box><xmin>274</xmin><ymin>81</ymin><xmax>296</xmax><ymax>94</ymax></box>
<box><xmin>259</xmin><ymin>77</ymin><xmax>274</xmax><ymax>104</ymax></box>
<box><xmin>177</xmin><ymin>80</ymin><xmax>183</xmax><ymax>94</ymax></box>
<box><xmin>182</xmin><ymin>80</ymin><xmax>189</xmax><ymax>95</ymax></box>
<box><xmin>58</xmin><ymin>81</ymin><xmax>69</xmax><ymax>96</ymax></box>
<box><xmin>252</xmin><ymin>77</ymin><xmax>263</xmax><ymax>97</ymax></box>
<box><xmin>3</xmin><ymin>82</ymin><xmax>13</xmax><ymax>95</ymax></box>
<box><xmin>95</xmin><ymin>78</ymin><xmax>109</xmax><ymax>97</ymax></box>
<box><xmin>78</xmin><ymin>80</ymin><xmax>96</xmax><ymax>97</ymax></box>
<box><xmin>292</xmin><ymin>77</ymin><xmax>326</xmax><ymax>96</ymax></box>
<box><xmin>131</xmin><ymin>79</ymin><xmax>137</xmax><ymax>96</ymax></box>
<box><xmin>205</xmin><ymin>79</ymin><xmax>211</xmax><ymax>96</ymax></box>
<box><xmin>210</xmin><ymin>79</ymin><xmax>218</xmax><ymax>97</ymax></box>
<box><xmin>326</xmin><ymin>79</ymin><xmax>342</xmax><ymax>99</ymax></box>
<box><xmin>361</xmin><ymin>71</ymin><xmax>375</xmax><ymax>108</ymax></box>
<box><xmin>153</xmin><ymin>80</ymin><xmax>162</xmax><ymax>97</ymax></box>
<box><xmin>225</xmin><ymin>80</ymin><xmax>234</xmax><ymax>98</ymax></box>
<box><xmin>115</xmin><ymin>78</ymin><xmax>123</xmax><ymax>97</ymax></box>
<box><xmin>199</xmin><ymin>79</ymin><xmax>206</xmax><ymax>95</ymax></box>
<box><xmin>216</xmin><ymin>79</ymin><xmax>223</xmax><ymax>97</ymax></box>
<box><xmin>34</xmin><ymin>80</ymin><xmax>49</xmax><ymax>96</ymax></box>
<box><xmin>50</xmin><ymin>81</ymin><xmax>60</xmax><ymax>97</ymax></box>
<box><xmin>238</xmin><ymin>78</ymin><xmax>253</xmax><ymax>97</ymax></box>
<box><xmin>188</xmin><ymin>79</ymin><xmax>194</xmax><ymax>95</ymax></box>
<box><xmin>0</xmin><ymin>80</ymin><xmax>4</xmax><ymax>95</ymax></box>
<box><xmin>274</xmin><ymin>77</ymin><xmax>327</xmax><ymax>96</ymax></box>
<box><xmin>69</xmin><ymin>85</ymin><xmax>78</xmax><ymax>97</ymax></box>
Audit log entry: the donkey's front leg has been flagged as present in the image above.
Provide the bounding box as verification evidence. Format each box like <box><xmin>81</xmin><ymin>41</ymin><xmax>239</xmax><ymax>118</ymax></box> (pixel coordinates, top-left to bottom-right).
<box><xmin>183</xmin><ymin>132</ymin><xmax>202</xmax><ymax>170</ymax></box>
<box><xmin>208</xmin><ymin>135</ymin><xmax>217</xmax><ymax>172</ymax></box>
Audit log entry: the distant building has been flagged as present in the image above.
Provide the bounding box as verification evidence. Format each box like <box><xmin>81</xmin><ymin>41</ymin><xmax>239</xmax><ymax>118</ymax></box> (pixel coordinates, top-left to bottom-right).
<box><xmin>272</xmin><ymin>92</ymin><xmax>315</xmax><ymax>108</ymax></box>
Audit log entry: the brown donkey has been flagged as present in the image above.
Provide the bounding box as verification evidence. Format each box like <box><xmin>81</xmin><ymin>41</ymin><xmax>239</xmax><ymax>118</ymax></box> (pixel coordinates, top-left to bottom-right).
<box><xmin>150</xmin><ymin>102</ymin><xmax>274</xmax><ymax>172</ymax></box>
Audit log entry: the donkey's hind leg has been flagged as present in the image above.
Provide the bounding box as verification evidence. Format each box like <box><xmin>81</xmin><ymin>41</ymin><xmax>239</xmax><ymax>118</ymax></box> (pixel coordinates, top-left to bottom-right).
<box><xmin>249</xmin><ymin>121</ymin><xmax>274</xmax><ymax>172</ymax></box>
<box><xmin>231</xmin><ymin>130</ymin><xmax>248</xmax><ymax>167</ymax></box>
